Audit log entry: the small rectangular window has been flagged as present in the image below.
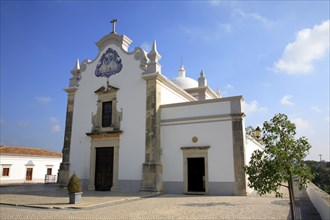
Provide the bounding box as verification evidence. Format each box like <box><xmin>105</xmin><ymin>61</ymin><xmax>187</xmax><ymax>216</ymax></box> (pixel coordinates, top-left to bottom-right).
<box><xmin>102</xmin><ymin>101</ymin><xmax>112</xmax><ymax>127</ymax></box>
<box><xmin>2</xmin><ymin>168</ymin><xmax>10</xmax><ymax>176</ymax></box>
<box><xmin>47</xmin><ymin>168</ymin><xmax>52</xmax><ymax>175</ymax></box>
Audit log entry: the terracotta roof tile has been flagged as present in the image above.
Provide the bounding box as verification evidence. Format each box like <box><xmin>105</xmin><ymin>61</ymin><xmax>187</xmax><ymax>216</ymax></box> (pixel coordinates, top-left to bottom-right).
<box><xmin>0</xmin><ymin>146</ymin><xmax>62</xmax><ymax>157</ymax></box>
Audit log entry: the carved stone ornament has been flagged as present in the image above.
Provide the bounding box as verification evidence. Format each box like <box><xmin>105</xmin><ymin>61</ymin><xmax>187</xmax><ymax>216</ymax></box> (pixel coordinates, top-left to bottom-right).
<box><xmin>95</xmin><ymin>48</ymin><xmax>123</xmax><ymax>78</ymax></box>
<box><xmin>192</xmin><ymin>136</ymin><xmax>198</xmax><ymax>143</ymax></box>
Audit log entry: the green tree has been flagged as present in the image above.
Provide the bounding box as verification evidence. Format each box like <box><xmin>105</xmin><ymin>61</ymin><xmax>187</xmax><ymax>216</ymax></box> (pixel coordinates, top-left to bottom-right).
<box><xmin>245</xmin><ymin>113</ymin><xmax>312</xmax><ymax>220</ymax></box>
<box><xmin>305</xmin><ymin>160</ymin><xmax>330</xmax><ymax>194</ymax></box>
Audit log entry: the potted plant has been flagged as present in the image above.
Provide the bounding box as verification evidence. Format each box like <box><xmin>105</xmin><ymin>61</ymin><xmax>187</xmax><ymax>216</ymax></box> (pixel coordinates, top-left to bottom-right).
<box><xmin>67</xmin><ymin>173</ymin><xmax>83</xmax><ymax>204</ymax></box>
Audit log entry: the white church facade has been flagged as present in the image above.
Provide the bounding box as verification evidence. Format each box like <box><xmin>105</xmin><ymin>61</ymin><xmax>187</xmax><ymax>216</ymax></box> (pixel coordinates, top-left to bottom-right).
<box><xmin>58</xmin><ymin>20</ymin><xmax>262</xmax><ymax>196</ymax></box>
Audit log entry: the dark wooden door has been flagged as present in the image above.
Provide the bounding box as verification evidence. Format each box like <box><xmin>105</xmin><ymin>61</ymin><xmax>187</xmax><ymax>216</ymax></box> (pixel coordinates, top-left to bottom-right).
<box><xmin>95</xmin><ymin>147</ymin><xmax>114</xmax><ymax>191</ymax></box>
<box><xmin>187</xmin><ymin>157</ymin><xmax>205</xmax><ymax>192</ymax></box>
<box><xmin>26</xmin><ymin>168</ymin><xmax>33</xmax><ymax>181</ymax></box>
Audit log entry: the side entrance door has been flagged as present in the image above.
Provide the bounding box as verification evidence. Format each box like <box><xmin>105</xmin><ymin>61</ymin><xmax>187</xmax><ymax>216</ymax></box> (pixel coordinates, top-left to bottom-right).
<box><xmin>26</xmin><ymin>168</ymin><xmax>33</xmax><ymax>181</ymax></box>
<box><xmin>187</xmin><ymin>157</ymin><xmax>205</xmax><ymax>192</ymax></box>
<box><xmin>95</xmin><ymin>147</ymin><xmax>114</xmax><ymax>191</ymax></box>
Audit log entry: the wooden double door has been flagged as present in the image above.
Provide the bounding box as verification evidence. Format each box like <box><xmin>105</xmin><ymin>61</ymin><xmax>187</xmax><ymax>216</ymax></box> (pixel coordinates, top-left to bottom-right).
<box><xmin>95</xmin><ymin>147</ymin><xmax>114</xmax><ymax>191</ymax></box>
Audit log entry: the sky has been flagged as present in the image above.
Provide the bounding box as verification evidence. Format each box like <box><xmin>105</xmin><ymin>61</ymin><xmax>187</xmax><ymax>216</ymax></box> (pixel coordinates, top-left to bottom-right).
<box><xmin>1</xmin><ymin>1</ymin><xmax>329</xmax><ymax>161</ymax></box>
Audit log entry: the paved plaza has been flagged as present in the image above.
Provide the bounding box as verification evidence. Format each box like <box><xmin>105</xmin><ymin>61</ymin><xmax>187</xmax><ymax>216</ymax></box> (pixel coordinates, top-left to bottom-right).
<box><xmin>0</xmin><ymin>185</ymin><xmax>321</xmax><ymax>220</ymax></box>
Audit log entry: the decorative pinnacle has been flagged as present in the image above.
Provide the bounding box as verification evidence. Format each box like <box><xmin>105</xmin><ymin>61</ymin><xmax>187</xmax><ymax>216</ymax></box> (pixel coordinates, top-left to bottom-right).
<box><xmin>147</xmin><ymin>40</ymin><xmax>161</xmax><ymax>62</ymax></box>
<box><xmin>151</xmin><ymin>40</ymin><xmax>158</xmax><ymax>53</ymax></box>
<box><xmin>75</xmin><ymin>59</ymin><xmax>80</xmax><ymax>70</ymax></box>
<box><xmin>111</xmin><ymin>18</ymin><xmax>118</xmax><ymax>34</ymax></box>
<box><xmin>200</xmin><ymin>70</ymin><xmax>205</xmax><ymax>77</ymax></box>
<box><xmin>178</xmin><ymin>64</ymin><xmax>186</xmax><ymax>77</ymax></box>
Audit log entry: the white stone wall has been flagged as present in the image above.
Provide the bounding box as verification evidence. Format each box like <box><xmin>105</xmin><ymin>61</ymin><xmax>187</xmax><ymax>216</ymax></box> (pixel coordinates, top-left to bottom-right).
<box><xmin>161</xmin><ymin>99</ymin><xmax>240</xmax><ymax>191</ymax></box>
<box><xmin>159</xmin><ymin>81</ymin><xmax>192</xmax><ymax>105</ymax></box>
<box><xmin>161</xmin><ymin>120</ymin><xmax>234</xmax><ymax>182</ymax></box>
<box><xmin>161</xmin><ymin>101</ymin><xmax>231</xmax><ymax>120</ymax></box>
<box><xmin>69</xmin><ymin>44</ymin><xmax>146</xmax><ymax>181</ymax></box>
<box><xmin>0</xmin><ymin>155</ymin><xmax>61</xmax><ymax>184</ymax></box>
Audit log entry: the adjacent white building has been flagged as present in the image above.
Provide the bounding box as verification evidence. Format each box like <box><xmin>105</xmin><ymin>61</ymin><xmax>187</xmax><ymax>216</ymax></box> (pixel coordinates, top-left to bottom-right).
<box><xmin>0</xmin><ymin>146</ymin><xmax>62</xmax><ymax>184</ymax></box>
<box><xmin>58</xmin><ymin>20</ymin><xmax>263</xmax><ymax>195</ymax></box>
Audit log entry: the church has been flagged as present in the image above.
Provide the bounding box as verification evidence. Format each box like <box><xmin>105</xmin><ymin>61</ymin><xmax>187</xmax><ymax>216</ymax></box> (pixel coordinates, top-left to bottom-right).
<box><xmin>57</xmin><ymin>20</ymin><xmax>262</xmax><ymax>196</ymax></box>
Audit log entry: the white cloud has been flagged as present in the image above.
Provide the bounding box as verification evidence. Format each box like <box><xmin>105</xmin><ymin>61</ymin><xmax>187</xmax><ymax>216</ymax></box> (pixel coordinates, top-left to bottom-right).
<box><xmin>35</xmin><ymin>96</ymin><xmax>52</xmax><ymax>105</ymax></box>
<box><xmin>291</xmin><ymin>118</ymin><xmax>310</xmax><ymax>130</ymax></box>
<box><xmin>140</xmin><ymin>42</ymin><xmax>152</xmax><ymax>52</ymax></box>
<box><xmin>280</xmin><ymin>95</ymin><xmax>294</xmax><ymax>106</ymax></box>
<box><xmin>311</xmin><ymin>106</ymin><xmax>322</xmax><ymax>113</ymax></box>
<box><xmin>232</xmin><ymin>9</ymin><xmax>274</xmax><ymax>28</ymax></box>
<box><xmin>274</xmin><ymin>20</ymin><xmax>330</xmax><ymax>74</ymax></box>
<box><xmin>243</xmin><ymin>100</ymin><xmax>267</xmax><ymax>115</ymax></box>
<box><xmin>50</xmin><ymin>117</ymin><xmax>61</xmax><ymax>133</ymax></box>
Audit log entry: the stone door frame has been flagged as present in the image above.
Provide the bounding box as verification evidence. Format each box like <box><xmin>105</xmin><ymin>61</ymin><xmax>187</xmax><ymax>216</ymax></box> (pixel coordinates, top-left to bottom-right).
<box><xmin>88</xmin><ymin>135</ymin><xmax>120</xmax><ymax>191</ymax></box>
<box><xmin>181</xmin><ymin>146</ymin><xmax>210</xmax><ymax>194</ymax></box>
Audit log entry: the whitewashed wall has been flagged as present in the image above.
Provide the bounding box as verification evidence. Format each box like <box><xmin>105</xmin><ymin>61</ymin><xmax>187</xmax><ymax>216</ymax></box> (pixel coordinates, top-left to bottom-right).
<box><xmin>159</xmin><ymin>81</ymin><xmax>192</xmax><ymax>105</ymax></box>
<box><xmin>69</xmin><ymin>43</ymin><xmax>146</xmax><ymax>182</ymax></box>
<box><xmin>161</xmin><ymin>98</ymin><xmax>241</xmax><ymax>194</ymax></box>
<box><xmin>161</xmin><ymin>120</ymin><xmax>234</xmax><ymax>182</ymax></box>
<box><xmin>162</xmin><ymin>101</ymin><xmax>231</xmax><ymax>120</ymax></box>
<box><xmin>0</xmin><ymin>155</ymin><xmax>61</xmax><ymax>184</ymax></box>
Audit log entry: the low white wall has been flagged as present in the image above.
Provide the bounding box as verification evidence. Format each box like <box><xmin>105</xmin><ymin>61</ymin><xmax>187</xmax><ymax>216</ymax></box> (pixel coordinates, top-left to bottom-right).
<box><xmin>307</xmin><ymin>182</ymin><xmax>330</xmax><ymax>220</ymax></box>
<box><xmin>0</xmin><ymin>155</ymin><xmax>61</xmax><ymax>184</ymax></box>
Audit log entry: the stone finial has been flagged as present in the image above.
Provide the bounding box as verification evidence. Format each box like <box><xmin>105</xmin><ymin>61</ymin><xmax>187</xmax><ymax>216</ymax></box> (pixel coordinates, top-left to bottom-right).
<box><xmin>147</xmin><ymin>40</ymin><xmax>161</xmax><ymax>62</ymax></box>
<box><xmin>150</xmin><ymin>40</ymin><xmax>158</xmax><ymax>53</ymax></box>
<box><xmin>75</xmin><ymin>59</ymin><xmax>80</xmax><ymax>70</ymax></box>
<box><xmin>178</xmin><ymin>65</ymin><xmax>186</xmax><ymax>77</ymax></box>
<box><xmin>198</xmin><ymin>70</ymin><xmax>207</xmax><ymax>87</ymax></box>
<box><xmin>71</xmin><ymin>59</ymin><xmax>80</xmax><ymax>75</ymax></box>
<box><xmin>216</xmin><ymin>88</ymin><xmax>222</xmax><ymax>98</ymax></box>
<box><xmin>69</xmin><ymin>59</ymin><xmax>81</xmax><ymax>87</ymax></box>
<box><xmin>146</xmin><ymin>40</ymin><xmax>162</xmax><ymax>73</ymax></box>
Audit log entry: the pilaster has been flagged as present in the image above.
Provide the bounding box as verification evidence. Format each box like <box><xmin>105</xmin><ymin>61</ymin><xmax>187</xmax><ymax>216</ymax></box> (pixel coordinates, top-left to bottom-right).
<box><xmin>231</xmin><ymin>113</ymin><xmax>247</xmax><ymax>196</ymax></box>
<box><xmin>57</xmin><ymin>87</ymin><xmax>77</xmax><ymax>185</ymax></box>
<box><xmin>141</xmin><ymin>76</ymin><xmax>163</xmax><ymax>192</ymax></box>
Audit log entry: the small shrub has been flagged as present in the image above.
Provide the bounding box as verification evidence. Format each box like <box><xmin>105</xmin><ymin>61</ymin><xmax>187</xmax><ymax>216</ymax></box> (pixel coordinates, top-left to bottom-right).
<box><xmin>67</xmin><ymin>173</ymin><xmax>81</xmax><ymax>193</ymax></box>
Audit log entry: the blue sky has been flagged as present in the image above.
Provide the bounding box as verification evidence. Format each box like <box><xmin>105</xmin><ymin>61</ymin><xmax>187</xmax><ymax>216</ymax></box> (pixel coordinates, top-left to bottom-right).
<box><xmin>1</xmin><ymin>1</ymin><xmax>329</xmax><ymax>161</ymax></box>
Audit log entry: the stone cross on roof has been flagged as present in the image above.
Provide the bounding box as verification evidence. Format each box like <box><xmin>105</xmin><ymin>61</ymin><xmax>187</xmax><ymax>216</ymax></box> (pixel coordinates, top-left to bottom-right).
<box><xmin>111</xmin><ymin>18</ymin><xmax>118</xmax><ymax>34</ymax></box>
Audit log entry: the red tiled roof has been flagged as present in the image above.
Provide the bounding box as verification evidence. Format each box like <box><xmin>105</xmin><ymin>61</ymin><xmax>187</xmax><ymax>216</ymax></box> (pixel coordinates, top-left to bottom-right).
<box><xmin>0</xmin><ymin>146</ymin><xmax>62</xmax><ymax>157</ymax></box>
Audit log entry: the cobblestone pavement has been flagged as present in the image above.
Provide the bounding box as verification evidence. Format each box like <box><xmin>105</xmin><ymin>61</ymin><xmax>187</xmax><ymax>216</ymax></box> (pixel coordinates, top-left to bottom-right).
<box><xmin>0</xmin><ymin>192</ymin><xmax>291</xmax><ymax>219</ymax></box>
<box><xmin>0</xmin><ymin>188</ymin><xmax>156</xmax><ymax>209</ymax></box>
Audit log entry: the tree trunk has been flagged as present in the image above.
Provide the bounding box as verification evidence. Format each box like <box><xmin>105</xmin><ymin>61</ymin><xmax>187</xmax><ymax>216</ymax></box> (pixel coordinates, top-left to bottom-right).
<box><xmin>288</xmin><ymin>174</ymin><xmax>296</xmax><ymax>220</ymax></box>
